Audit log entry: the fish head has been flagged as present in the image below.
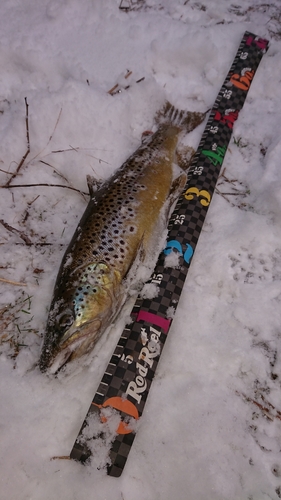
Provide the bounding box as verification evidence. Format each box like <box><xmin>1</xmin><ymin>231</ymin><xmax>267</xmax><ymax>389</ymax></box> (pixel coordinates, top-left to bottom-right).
<box><xmin>39</xmin><ymin>262</ymin><xmax>122</xmax><ymax>373</ymax></box>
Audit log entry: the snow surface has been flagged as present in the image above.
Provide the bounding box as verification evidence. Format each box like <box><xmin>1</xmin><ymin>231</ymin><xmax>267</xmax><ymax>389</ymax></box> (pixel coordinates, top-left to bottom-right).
<box><xmin>0</xmin><ymin>0</ymin><xmax>281</xmax><ymax>499</ymax></box>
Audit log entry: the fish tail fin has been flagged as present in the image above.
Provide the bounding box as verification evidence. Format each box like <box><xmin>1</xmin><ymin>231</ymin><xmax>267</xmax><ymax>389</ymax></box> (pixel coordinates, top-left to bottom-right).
<box><xmin>155</xmin><ymin>101</ymin><xmax>208</xmax><ymax>133</ymax></box>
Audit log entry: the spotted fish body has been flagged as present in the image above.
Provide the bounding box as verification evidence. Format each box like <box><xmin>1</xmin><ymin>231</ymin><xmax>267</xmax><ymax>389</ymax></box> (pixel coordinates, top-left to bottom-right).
<box><xmin>39</xmin><ymin>105</ymin><xmax>206</xmax><ymax>373</ymax></box>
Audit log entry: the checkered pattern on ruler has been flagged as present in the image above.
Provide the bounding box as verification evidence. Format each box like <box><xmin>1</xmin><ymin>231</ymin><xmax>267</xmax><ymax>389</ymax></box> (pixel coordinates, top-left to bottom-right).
<box><xmin>70</xmin><ymin>31</ymin><xmax>269</xmax><ymax>477</ymax></box>
<box><xmin>109</xmin><ymin>432</ymin><xmax>136</xmax><ymax>476</ymax></box>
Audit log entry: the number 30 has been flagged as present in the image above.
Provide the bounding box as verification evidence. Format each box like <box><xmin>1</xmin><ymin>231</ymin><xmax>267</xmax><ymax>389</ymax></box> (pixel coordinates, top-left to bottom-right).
<box><xmin>184</xmin><ymin>187</ymin><xmax>211</xmax><ymax>206</ymax></box>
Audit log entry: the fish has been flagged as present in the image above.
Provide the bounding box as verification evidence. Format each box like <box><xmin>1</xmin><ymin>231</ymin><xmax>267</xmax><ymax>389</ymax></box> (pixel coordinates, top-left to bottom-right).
<box><xmin>39</xmin><ymin>103</ymin><xmax>206</xmax><ymax>373</ymax></box>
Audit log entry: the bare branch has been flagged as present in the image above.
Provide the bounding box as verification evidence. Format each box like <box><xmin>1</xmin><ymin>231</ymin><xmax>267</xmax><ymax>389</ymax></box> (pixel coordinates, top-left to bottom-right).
<box><xmin>39</xmin><ymin>160</ymin><xmax>72</xmax><ymax>184</ymax></box>
<box><xmin>0</xmin><ymin>218</ymin><xmax>32</xmax><ymax>245</ymax></box>
<box><xmin>5</xmin><ymin>98</ymin><xmax>30</xmax><ymax>187</ymax></box>
<box><xmin>48</xmin><ymin>108</ymin><xmax>62</xmax><ymax>143</ymax></box>
<box><xmin>28</xmin><ymin>107</ymin><xmax>63</xmax><ymax>164</ymax></box>
<box><xmin>0</xmin><ymin>183</ymin><xmax>89</xmax><ymax>196</ymax></box>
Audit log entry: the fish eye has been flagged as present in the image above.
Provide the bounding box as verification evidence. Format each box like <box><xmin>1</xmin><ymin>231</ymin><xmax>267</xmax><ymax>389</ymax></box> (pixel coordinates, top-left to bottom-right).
<box><xmin>57</xmin><ymin>312</ymin><xmax>74</xmax><ymax>329</ymax></box>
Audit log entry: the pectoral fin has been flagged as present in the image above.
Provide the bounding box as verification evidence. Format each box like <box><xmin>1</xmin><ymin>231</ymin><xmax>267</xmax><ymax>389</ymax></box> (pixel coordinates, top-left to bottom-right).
<box><xmin>169</xmin><ymin>172</ymin><xmax>187</xmax><ymax>206</ymax></box>
<box><xmin>86</xmin><ymin>175</ymin><xmax>105</xmax><ymax>198</ymax></box>
<box><xmin>175</xmin><ymin>145</ymin><xmax>195</xmax><ymax>171</ymax></box>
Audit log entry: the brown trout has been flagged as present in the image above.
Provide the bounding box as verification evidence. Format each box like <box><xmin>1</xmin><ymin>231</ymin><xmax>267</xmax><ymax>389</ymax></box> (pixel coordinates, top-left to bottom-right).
<box><xmin>39</xmin><ymin>103</ymin><xmax>206</xmax><ymax>373</ymax></box>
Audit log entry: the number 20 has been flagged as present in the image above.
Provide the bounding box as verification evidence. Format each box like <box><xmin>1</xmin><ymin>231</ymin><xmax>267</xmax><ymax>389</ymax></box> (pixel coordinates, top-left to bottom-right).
<box><xmin>164</xmin><ymin>240</ymin><xmax>193</xmax><ymax>264</ymax></box>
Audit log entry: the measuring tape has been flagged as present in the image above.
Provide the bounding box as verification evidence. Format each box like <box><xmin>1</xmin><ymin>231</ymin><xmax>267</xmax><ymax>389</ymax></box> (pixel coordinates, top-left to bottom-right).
<box><xmin>70</xmin><ymin>32</ymin><xmax>269</xmax><ymax>477</ymax></box>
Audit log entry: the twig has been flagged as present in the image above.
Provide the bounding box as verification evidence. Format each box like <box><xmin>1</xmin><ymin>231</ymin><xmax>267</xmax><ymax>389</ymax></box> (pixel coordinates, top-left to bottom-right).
<box><xmin>218</xmin><ymin>168</ymin><xmax>239</xmax><ymax>185</ymax></box>
<box><xmin>0</xmin><ymin>183</ymin><xmax>89</xmax><ymax>196</ymax></box>
<box><xmin>108</xmin><ymin>83</ymin><xmax>119</xmax><ymax>95</ymax></box>
<box><xmin>119</xmin><ymin>0</ymin><xmax>130</xmax><ymax>10</ymax></box>
<box><xmin>108</xmin><ymin>70</ymin><xmax>144</xmax><ymax>95</ymax></box>
<box><xmin>69</xmin><ymin>144</ymin><xmax>110</xmax><ymax>165</ymax></box>
<box><xmin>28</xmin><ymin>195</ymin><xmax>40</xmax><ymax>206</ymax></box>
<box><xmin>0</xmin><ymin>168</ymin><xmax>14</xmax><ymax>175</ymax></box>
<box><xmin>119</xmin><ymin>0</ymin><xmax>144</xmax><ymax>10</ymax></box>
<box><xmin>236</xmin><ymin>390</ymin><xmax>281</xmax><ymax>422</ymax></box>
<box><xmin>38</xmin><ymin>160</ymin><xmax>88</xmax><ymax>201</ymax></box>
<box><xmin>0</xmin><ymin>218</ymin><xmax>32</xmax><ymax>245</ymax></box>
<box><xmin>51</xmin><ymin>456</ymin><xmax>71</xmax><ymax>461</ymax></box>
<box><xmin>215</xmin><ymin>188</ymin><xmax>235</xmax><ymax>206</ymax></box>
<box><xmin>28</xmin><ymin>107</ymin><xmax>63</xmax><ymax>164</ymax></box>
<box><xmin>217</xmin><ymin>191</ymin><xmax>248</xmax><ymax>196</ymax></box>
<box><xmin>108</xmin><ymin>70</ymin><xmax>132</xmax><ymax>94</ymax></box>
<box><xmin>50</xmin><ymin>146</ymin><xmax>110</xmax><ymax>165</ymax></box>
<box><xmin>5</xmin><ymin>98</ymin><xmax>30</xmax><ymax>187</ymax></box>
<box><xmin>14</xmin><ymin>242</ymin><xmax>65</xmax><ymax>247</ymax></box>
<box><xmin>48</xmin><ymin>108</ymin><xmax>62</xmax><ymax>144</ymax></box>
<box><xmin>0</xmin><ymin>277</ymin><xmax>27</xmax><ymax>286</ymax></box>
<box><xmin>39</xmin><ymin>160</ymin><xmax>72</xmax><ymax>184</ymax></box>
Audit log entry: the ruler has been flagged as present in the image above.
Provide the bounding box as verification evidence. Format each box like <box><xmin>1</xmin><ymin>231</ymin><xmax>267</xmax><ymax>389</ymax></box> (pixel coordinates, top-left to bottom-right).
<box><xmin>70</xmin><ymin>32</ymin><xmax>269</xmax><ymax>477</ymax></box>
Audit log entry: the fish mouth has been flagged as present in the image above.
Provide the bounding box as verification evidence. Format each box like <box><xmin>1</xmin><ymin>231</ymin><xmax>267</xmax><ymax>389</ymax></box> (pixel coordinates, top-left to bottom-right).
<box><xmin>39</xmin><ymin>318</ymin><xmax>102</xmax><ymax>374</ymax></box>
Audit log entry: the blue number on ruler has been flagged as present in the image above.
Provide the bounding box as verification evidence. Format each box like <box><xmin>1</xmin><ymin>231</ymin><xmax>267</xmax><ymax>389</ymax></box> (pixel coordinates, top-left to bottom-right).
<box><xmin>164</xmin><ymin>240</ymin><xmax>194</xmax><ymax>264</ymax></box>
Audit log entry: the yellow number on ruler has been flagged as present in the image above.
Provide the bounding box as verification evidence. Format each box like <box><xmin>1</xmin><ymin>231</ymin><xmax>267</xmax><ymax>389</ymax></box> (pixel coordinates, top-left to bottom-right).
<box><xmin>184</xmin><ymin>187</ymin><xmax>211</xmax><ymax>207</ymax></box>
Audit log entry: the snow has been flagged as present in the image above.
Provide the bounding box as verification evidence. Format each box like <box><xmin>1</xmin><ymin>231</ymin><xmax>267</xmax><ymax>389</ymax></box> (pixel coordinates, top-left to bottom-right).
<box><xmin>0</xmin><ymin>0</ymin><xmax>281</xmax><ymax>498</ymax></box>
